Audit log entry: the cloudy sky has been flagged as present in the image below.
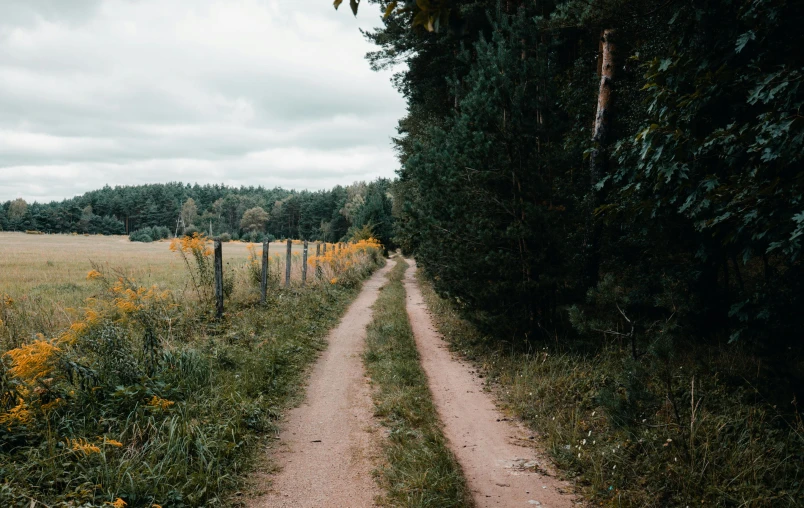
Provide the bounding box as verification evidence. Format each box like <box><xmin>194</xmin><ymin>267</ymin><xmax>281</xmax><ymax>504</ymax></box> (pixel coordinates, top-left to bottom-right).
<box><xmin>0</xmin><ymin>0</ymin><xmax>406</xmax><ymax>203</ymax></box>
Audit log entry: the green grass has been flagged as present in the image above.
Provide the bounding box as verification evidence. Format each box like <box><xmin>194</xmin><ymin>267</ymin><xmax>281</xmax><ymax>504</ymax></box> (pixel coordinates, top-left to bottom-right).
<box><xmin>363</xmin><ymin>257</ymin><xmax>472</xmax><ymax>507</ymax></box>
<box><xmin>416</xmin><ymin>269</ymin><xmax>804</xmax><ymax>508</ymax></box>
<box><xmin>0</xmin><ymin>235</ymin><xmax>385</xmax><ymax>507</ymax></box>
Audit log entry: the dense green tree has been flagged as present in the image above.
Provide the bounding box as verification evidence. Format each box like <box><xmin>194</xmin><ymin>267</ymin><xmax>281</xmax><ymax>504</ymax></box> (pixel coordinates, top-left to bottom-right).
<box><xmin>373</xmin><ymin>0</ymin><xmax>803</xmax><ymax>349</ymax></box>
<box><xmin>240</xmin><ymin>206</ymin><xmax>270</xmax><ymax>233</ymax></box>
<box><xmin>8</xmin><ymin>198</ymin><xmax>27</xmax><ymax>222</ymax></box>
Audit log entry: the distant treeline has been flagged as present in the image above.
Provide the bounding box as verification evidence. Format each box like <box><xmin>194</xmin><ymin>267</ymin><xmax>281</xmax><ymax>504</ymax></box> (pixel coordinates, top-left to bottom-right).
<box><xmin>0</xmin><ymin>179</ymin><xmax>395</xmax><ymax>245</ymax></box>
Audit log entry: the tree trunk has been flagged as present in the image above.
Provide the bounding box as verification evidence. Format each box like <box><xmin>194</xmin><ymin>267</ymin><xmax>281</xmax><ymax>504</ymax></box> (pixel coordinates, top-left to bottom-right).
<box><xmin>583</xmin><ymin>29</ymin><xmax>616</xmax><ymax>290</ymax></box>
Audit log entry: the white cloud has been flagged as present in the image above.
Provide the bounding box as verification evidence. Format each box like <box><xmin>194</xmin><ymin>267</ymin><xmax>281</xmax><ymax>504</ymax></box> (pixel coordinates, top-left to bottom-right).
<box><xmin>0</xmin><ymin>0</ymin><xmax>405</xmax><ymax>203</ymax></box>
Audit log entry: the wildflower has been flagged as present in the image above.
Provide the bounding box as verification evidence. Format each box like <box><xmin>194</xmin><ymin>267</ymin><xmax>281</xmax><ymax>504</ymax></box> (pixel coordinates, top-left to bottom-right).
<box><xmin>70</xmin><ymin>321</ymin><xmax>87</xmax><ymax>334</ymax></box>
<box><xmin>147</xmin><ymin>396</ymin><xmax>175</xmax><ymax>410</ymax></box>
<box><xmin>4</xmin><ymin>338</ymin><xmax>60</xmax><ymax>384</ymax></box>
<box><xmin>41</xmin><ymin>398</ymin><xmax>63</xmax><ymax>412</ymax></box>
<box><xmin>85</xmin><ymin>308</ymin><xmax>101</xmax><ymax>324</ymax></box>
<box><xmin>0</xmin><ymin>401</ymin><xmax>33</xmax><ymax>427</ymax></box>
<box><xmin>103</xmin><ymin>438</ymin><xmax>124</xmax><ymax>447</ymax></box>
<box><xmin>106</xmin><ymin>499</ymin><xmax>127</xmax><ymax>508</ymax></box>
<box><xmin>87</xmin><ymin>269</ymin><xmax>103</xmax><ymax>280</ymax></box>
<box><xmin>330</xmin><ymin>277</ymin><xmax>338</xmax><ymax>284</ymax></box>
<box><xmin>67</xmin><ymin>438</ymin><xmax>101</xmax><ymax>455</ymax></box>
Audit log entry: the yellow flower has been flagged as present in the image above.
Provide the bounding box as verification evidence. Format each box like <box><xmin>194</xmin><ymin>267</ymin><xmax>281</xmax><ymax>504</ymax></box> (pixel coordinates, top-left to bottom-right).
<box><xmin>85</xmin><ymin>308</ymin><xmax>101</xmax><ymax>324</ymax></box>
<box><xmin>147</xmin><ymin>396</ymin><xmax>175</xmax><ymax>410</ymax></box>
<box><xmin>0</xmin><ymin>401</ymin><xmax>33</xmax><ymax>427</ymax></box>
<box><xmin>103</xmin><ymin>438</ymin><xmax>124</xmax><ymax>447</ymax></box>
<box><xmin>330</xmin><ymin>277</ymin><xmax>338</xmax><ymax>284</ymax></box>
<box><xmin>4</xmin><ymin>338</ymin><xmax>60</xmax><ymax>384</ymax></box>
<box><xmin>86</xmin><ymin>269</ymin><xmax>103</xmax><ymax>280</ymax></box>
<box><xmin>41</xmin><ymin>398</ymin><xmax>63</xmax><ymax>412</ymax></box>
<box><xmin>66</xmin><ymin>437</ymin><xmax>101</xmax><ymax>455</ymax></box>
<box><xmin>106</xmin><ymin>498</ymin><xmax>127</xmax><ymax>508</ymax></box>
<box><xmin>70</xmin><ymin>321</ymin><xmax>87</xmax><ymax>334</ymax></box>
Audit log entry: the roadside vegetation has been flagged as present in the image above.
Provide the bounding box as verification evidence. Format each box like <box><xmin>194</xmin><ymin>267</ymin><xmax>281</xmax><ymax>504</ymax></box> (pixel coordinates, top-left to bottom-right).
<box><xmin>0</xmin><ymin>233</ymin><xmax>384</xmax><ymax>507</ymax></box>
<box><xmin>363</xmin><ymin>258</ymin><xmax>471</xmax><ymax>507</ymax></box>
<box><xmin>417</xmin><ymin>271</ymin><xmax>804</xmax><ymax>507</ymax></box>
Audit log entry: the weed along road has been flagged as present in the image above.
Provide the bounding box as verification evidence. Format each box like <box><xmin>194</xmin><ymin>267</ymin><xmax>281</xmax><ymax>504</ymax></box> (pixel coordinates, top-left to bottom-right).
<box><xmin>248</xmin><ymin>262</ymin><xmax>393</xmax><ymax>508</ymax></box>
<box><xmin>404</xmin><ymin>260</ymin><xmax>578</xmax><ymax>508</ymax></box>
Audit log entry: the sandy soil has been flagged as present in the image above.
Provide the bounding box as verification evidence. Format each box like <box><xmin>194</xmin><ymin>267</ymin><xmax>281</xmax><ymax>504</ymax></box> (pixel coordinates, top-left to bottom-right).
<box><xmin>404</xmin><ymin>260</ymin><xmax>579</xmax><ymax>508</ymax></box>
<box><xmin>247</xmin><ymin>263</ymin><xmax>393</xmax><ymax>508</ymax></box>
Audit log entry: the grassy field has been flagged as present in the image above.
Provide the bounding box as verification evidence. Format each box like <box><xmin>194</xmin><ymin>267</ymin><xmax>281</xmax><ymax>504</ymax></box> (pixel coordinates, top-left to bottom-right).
<box><xmin>0</xmin><ymin>233</ymin><xmax>319</xmax><ymax>344</ymax></box>
<box><xmin>0</xmin><ymin>232</ymin><xmax>385</xmax><ymax>507</ymax></box>
<box><xmin>0</xmin><ymin>232</ymin><xmax>311</xmax><ymax>293</ymax></box>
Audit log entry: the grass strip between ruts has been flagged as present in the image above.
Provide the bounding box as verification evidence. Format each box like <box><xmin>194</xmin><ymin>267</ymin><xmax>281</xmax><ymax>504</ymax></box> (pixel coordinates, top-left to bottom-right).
<box><xmin>363</xmin><ymin>257</ymin><xmax>472</xmax><ymax>507</ymax></box>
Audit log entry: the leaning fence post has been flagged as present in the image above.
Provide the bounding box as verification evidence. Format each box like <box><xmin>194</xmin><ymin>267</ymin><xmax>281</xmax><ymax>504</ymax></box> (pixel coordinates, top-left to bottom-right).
<box><xmin>302</xmin><ymin>241</ymin><xmax>308</xmax><ymax>286</ymax></box>
<box><xmin>214</xmin><ymin>238</ymin><xmax>223</xmax><ymax>319</ymax></box>
<box><xmin>260</xmin><ymin>240</ymin><xmax>269</xmax><ymax>304</ymax></box>
<box><xmin>285</xmin><ymin>239</ymin><xmax>292</xmax><ymax>288</ymax></box>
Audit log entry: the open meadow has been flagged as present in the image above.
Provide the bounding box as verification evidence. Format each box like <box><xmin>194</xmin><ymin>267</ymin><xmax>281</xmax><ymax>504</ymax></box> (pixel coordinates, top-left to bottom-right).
<box><xmin>0</xmin><ymin>233</ymin><xmax>316</xmax><ymax>343</ymax></box>
<box><xmin>0</xmin><ymin>231</ymin><xmax>385</xmax><ymax>507</ymax></box>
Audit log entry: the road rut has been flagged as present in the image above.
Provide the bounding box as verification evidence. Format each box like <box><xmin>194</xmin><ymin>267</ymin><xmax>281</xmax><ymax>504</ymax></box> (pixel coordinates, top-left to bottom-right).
<box><xmin>404</xmin><ymin>260</ymin><xmax>578</xmax><ymax>508</ymax></box>
<box><xmin>247</xmin><ymin>263</ymin><xmax>393</xmax><ymax>508</ymax></box>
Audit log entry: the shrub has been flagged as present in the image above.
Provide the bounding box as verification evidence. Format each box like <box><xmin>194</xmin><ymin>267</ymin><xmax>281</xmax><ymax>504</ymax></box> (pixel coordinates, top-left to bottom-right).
<box><xmin>183</xmin><ymin>225</ymin><xmax>199</xmax><ymax>238</ymax></box>
<box><xmin>219</xmin><ymin>233</ymin><xmax>232</xmax><ymax>242</ymax></box>
<box><xmin>242</xmin><ymin>231</ymin><xmax>264</xmax><ymax>243</ymax></box>
<box><xmin>151</xmin><ymin>226</ymin><xmax>171</xmax><ymax>240</ymax></box>
<box><xmin>129</xmin><ymin>228</ymin><xmax>154</xmax><ymax>243</ymax></box>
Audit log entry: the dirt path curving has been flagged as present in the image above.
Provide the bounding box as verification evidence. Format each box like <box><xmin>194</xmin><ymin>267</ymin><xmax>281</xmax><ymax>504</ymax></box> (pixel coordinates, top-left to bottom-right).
<box><xmin>247</xmin><ymin>263</ymin><xmax>393</xmax><ymax>508</ymax></box>
<box><xmin>404</xmin><ymin>260</ymin><xmax>579</xmax><ymax>508</ymax></box>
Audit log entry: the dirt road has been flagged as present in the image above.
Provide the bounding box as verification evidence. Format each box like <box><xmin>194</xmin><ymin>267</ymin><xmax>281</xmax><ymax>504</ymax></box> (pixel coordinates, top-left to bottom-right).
<box><xmin>247</xmin><ymin>263</ymin><xmax>392</xmax><ymax>508</ymax></box>
<box><xmin>404</xmin><ymin>260</ymin><xmax>578</xmax><ymax>508</ymax></box>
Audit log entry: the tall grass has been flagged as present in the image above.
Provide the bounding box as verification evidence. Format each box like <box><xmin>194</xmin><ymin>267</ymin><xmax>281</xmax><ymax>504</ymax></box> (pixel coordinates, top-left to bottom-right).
<box><xmin>416</xmin><ymin>270</ymin><xmax>804</xmax><ymax>507</ymax></box>
<box><xmin>363</xmin><ymin>258</ymin><xmax>472</xmax><ymax>507</ymax></box>
<box><xmin>0</xmin><ymin>233</ymin><xmax>385</xmax><ymax>506</ymax></box>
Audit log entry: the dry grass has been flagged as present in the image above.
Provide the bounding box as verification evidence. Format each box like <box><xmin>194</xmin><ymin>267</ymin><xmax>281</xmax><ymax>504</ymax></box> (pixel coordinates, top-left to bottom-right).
<box><xmin>0</xmin><ymin>233</ymin><xmax>242</xmax><ymax>340</ymax></box>
<box><xmin>0</xmin><ymin>233</ymin><xmax>324</xmax><ymax>340</ymax></box>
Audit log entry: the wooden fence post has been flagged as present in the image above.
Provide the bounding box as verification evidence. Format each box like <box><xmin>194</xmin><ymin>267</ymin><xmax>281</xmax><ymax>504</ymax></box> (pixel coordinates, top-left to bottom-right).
<box><xmin>285</xmin><ymin>239</ymin><xmax>292</xmax><ymax>288</ymax></box>
<box><xmin>302</xmin><ymin>241</ymin><xmax>308</xmax><ymax>286</ymax></box>
<box><xmin>214</xmin><ymin>238</ymin><xmax>223</xmax><ymax>319</ymax></box>
<box><xmin>315</xmin><ymin>242</ymin><xmax>321</xmax><ymax>279</ymax></box>
<box><xmin>260</xmin><ymin>240</ymin><xmax>269</xmax><ymax>304</ymax></box>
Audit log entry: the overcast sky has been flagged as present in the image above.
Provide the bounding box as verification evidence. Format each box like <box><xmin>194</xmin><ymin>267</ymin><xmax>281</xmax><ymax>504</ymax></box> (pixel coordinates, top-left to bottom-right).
<box><xmin>0</xmin><ymin>0</ymin><xmax>406</xmax><ymax>204</ymax></box>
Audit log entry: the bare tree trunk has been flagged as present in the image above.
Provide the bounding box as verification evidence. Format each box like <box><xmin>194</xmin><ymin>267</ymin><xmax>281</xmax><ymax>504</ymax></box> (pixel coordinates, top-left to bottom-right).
<box><xmin>583</xmin><ymin>29</ymin><xmax>616</xmax><ymax>290</ymax></box>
